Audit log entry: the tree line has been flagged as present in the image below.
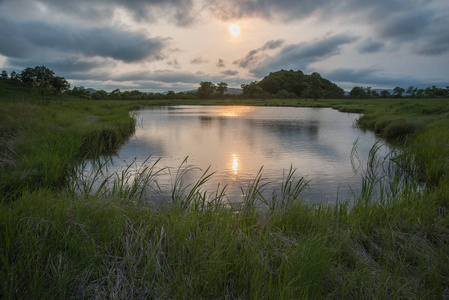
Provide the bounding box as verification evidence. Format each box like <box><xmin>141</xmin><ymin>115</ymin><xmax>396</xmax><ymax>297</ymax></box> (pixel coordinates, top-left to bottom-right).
<box><xmin>2</xmin><ymin>66</ymin><xmax>448</xmax><ymax>100</ymax></box>
<box><xmin>349</xmin><ymin>85</ymin><xmax>449</xmax><ymax>99</ymax></box>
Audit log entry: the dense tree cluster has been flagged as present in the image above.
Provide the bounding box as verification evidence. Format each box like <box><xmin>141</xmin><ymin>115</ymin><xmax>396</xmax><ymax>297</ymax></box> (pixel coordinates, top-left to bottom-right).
<box><xmin>349</xmin><ymin>85</ymin><xmax>449</xmax><ymax>99</ymax></box>
<box><xmin>258</xmin><ymin>69</ymin><xmax>345</xmax><ymax>99</ymax></box>
<box><xmin>1</xmin><ymin>66</ymin><xmax>70</xmax><ymax>96</ymax></box>
<box><xmin>241</xmin><ymin>81</ymin><xmax>265</xmax><ymax>99</ymax></box>
<box><xmin>196</xmin><ymin>81</ymin><xmax>229</xmax><ymax>99</ymax></box>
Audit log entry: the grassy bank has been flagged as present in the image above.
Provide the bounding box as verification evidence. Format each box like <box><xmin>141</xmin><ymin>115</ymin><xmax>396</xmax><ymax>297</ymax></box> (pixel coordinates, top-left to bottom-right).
<box><xmin>0</xmin><ymin>98</ymin><xmax>139</xmax><ymax>199</ymax></box>
<box><xmin>1</xmin><ymin>96</ymin><xmax>449</xmax><ymax>298</ymax></box>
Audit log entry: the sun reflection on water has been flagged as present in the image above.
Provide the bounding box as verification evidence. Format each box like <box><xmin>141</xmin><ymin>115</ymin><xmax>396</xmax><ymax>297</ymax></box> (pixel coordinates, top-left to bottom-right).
<box><xmin>217</xmin><ymin>106</ymin><xmax>255</xmax><ymax>118</ymax></box>
<box><xmin>232</xmin><ymin>154</ymin><xmax>239</xmax><ymax>175</ymax></box>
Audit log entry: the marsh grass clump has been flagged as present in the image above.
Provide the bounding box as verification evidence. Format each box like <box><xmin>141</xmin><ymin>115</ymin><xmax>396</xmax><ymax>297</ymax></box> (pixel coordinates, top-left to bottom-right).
<box><xmin>383</xmin><ymin>119</ymin><xmax>415</xmax><ymax>139</ymax></box>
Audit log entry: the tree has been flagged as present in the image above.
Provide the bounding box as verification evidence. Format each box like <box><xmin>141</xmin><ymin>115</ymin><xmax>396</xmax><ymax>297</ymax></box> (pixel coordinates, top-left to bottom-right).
<box><xmin>258</xmin><ymin>69</ymin><xmax>305</xmax><ymax>96</ymax></box>
<box><xmin>380</xmin><ymin>90</ymin><xmax>391</xmax><ymax>98</ymax></box>
<box><xmin>393</xmin><ymin>86</ymin><xmax>405</xmax><ymax>97</ymax></box>
<box><xmin>10</xmin><ymin>71</ymin><xmax>19</xmax><ymax>81</ymax></box>
<box><xmin>349</xmin><ymin>86</ymin><xmax>367</xmax><ymax>99</ymax></box>
<box><xmin>20</xmin><ymin>66</ymin><xmax>69</xmax><ymax>94</ymax></box>
<box><xmin>365</xmin><ymin>87</ymin><xmax>372</xmax><ymax>97</ymax></box>
<box><xmin>91</xmin><ymin>90</ymin><xmax>108</xmax><ymax>100</ymax></box>
<box><xmin>50</xmin><ymin>76</ymin><xmax>70</xmax><ymax>93</ymax></box>
<box><xmin>21</xmin><ymin>66</ymin><xmax>54</xmax><ymax>85</ymax></box>
<box><xmin>434</xmin><ymin>87</ymin><xmax>446</xmax><ymax>97</ymax></box>
<box><xmin>256</xmin><ymin>69</ymin><xmax>343</xmax><ymax>98</ymax></box>
<box><xmin>70</xmin><ymin>86</ymin><xmax>90</xmax><ymax>99</ymax></box>
<box><xmin>241</xmin><ymin>81</ymin><xmax>264</xmax><ymax>98</ymax></box>
<box><xmin>320</xmin><ymin>78</ymin><xmax>345</xmax><ymax>98</ymax></box>
<box><xmin>305</xmin><ymin>72</ymin><xmax>324</xmax><ymax>101</ymax></box>
<box><xmin>275</xmin><ymin>89</ymin><xmax>296</xmax><ymax>99</ymax></box>
<box><xmin>166</xmin><ymin>90</ymin><xmax>176</xmax><ymax>99</ymax></box>
<box><xmin>416</xmin><ymin>89</ymin><xmax>424</xmax><ymax>98</ymax></box>
<box><xmin>31</xmin><ymin>76</ymin><xmax>52</xmax><ymax>98</ymax></box>
<box><xmin>406</xmin><ymin>86</ymin><xmax>417</xmax><ymax>97</ymax></box>
<box><xmin>258</xmin><ymin>75</ymin><xmax>281</xmax><ymax>95</ymax></box>
<box><xmin>197</xmin><ymin>81</ymin><xmax>216</xmax><ymax>98</ymax></box>
<box><xmin>110</xmin><ymin>89</ymin><xmax>121</xmax><ymax>99</ymax></box>
<box><xmin>1</xmin><ymin>70</ymin><xmax>8</xmax><ymax>80</ymax></box>
<box><xmin>216</xmin><ymin>82</ymin><xmax>228</xmax><ymax>96</ymax></box>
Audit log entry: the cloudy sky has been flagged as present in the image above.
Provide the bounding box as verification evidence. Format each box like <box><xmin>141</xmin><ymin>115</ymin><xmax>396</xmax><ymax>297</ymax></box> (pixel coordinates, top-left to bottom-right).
<box><xmin>1</xmin><ymin>0</ymin><xmax>448</xmax><ymax>92</ymax></box>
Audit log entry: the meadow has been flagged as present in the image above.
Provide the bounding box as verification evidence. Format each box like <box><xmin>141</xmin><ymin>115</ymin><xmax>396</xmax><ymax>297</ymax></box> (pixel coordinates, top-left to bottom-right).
<box><xmin>1</xmin><ymin>93</ymin><xmax>448</xmax><ymax>298</ymax></box>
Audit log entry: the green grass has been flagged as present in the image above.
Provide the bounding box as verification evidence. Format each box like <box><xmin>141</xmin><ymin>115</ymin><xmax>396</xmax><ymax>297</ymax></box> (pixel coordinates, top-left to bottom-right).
<box><xmin>1</xmin><ymin>95</ymin><xmax>449</xmax><ymax>298</ymax></box>
<box><xmin>0</xmin><ymin>98</ymin><xmax>137</xmax><ymax>199</ymax></box>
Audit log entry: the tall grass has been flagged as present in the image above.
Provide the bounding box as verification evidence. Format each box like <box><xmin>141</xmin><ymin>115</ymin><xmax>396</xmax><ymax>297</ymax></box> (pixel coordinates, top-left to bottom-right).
<box><xmin>2</xmin><ymin>138</ymin><xmax>449</xmax><ymax>298</ymax></box>
<box><xmin>0</xmin><ymin>98</ymin><xmax>136</xmax><ymax>200</ymax></box>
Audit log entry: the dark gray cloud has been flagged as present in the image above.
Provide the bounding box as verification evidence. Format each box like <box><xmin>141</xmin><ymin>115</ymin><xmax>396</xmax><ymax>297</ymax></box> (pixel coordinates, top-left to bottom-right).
<box><xmin>209</xmin><ymin>0</ymin><xmax>337</xmax><ymax>21</ymax></box>
<box><xmin>247</xmin><ymin>34</ymin><xmax>358</xmax><ymax>76</ymax></box>
<box><xmin>6</xmin><ymin>57</ymin><xmax>114</xmax><ymax>74</ymax></box>
<box><xmin>337</xmin><ymin>1</ymin><xmax>449</xmax><ymax>56</ymax></box>
<box><xmin>326</xmin><ymin>68</ymin><xmax>383</xmax><ymax>85</ymax></box>
<box><xmin>378</xmin><ymin>10</ymin><xmax>433</xmax><ymax>41</ymax></box>
<box><xmin>116</xmin><ymin>70</ymin><xmax>250</xmax><ymax>86</ymax></box>
<box><xmin>357</xmin><ymin>38</ymin><xmax>385</xmax><ymax>54</ymax></box>
<box><xmin>3</xmin><ymin>0</ymin><xmax>197</xmax><ymax>27</ymax></box>
<box><xmin>167</xmin><ymin>59</ymin><xmax>181</xmax><ymax>69</ymax></box>
<box><xmin>415</xmin><ymin>30</ymin><xmax>449</xmax><ymax>56</ymax></box>
<box><xmin>216</xmin><ymin>58</ymin><xmax>225</xmax><ymax>67</ymax></box>
<box><xmin>190</xmin><ymin>56</ymin><xmax>208</xmax><ymax>64</ymax></box>
<box><xmin>221</xmin><ymin>70</ymin><xmax>239</xmax><ymax>76</ymax></box>
<box><xmin>0</xmin><ymin>18</ymin><xmax>168</xmax><ymax>63</ymax></box>
<box><xmin>233</xmin><ymin>39</ymin><xmax>284</xmax><ymax>68</ymax></box>
<box><xmin>209</xmin><ymin>0</ymin><xmax>442</xmax><ymax>26</ymax></box>
<box><xmin>56</xmin><ymin>68</ymin><xmax>218</xmax><ymax>86</ymax></box>
<box><xmin>325</xmin><ymin>67</ymin><xmax>449</xmax><ymax>89</ymax></box>
<box><xmin>411</xmin><ymin>11</ymin><xmax>449</xmax><ymax>56</ymax></box>
<box><xmin>262</xmin><ymin>40</ymin><xmax>285</xmax><ymax>50</ymax></box>
<box><xmin>114</xmin><ymin>70</ymin><xmax>203</xmax><ymax>84</ymax></box>
<box><xmin>233</xmin><ymin>49</ymin><xmax>259</xmax><ymax>68</ymax></box>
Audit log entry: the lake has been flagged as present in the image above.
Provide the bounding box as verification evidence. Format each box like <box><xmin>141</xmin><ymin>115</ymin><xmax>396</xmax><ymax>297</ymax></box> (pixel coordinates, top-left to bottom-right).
<box><xmin>81</xmin><ymin>105</ymin><xmax>386</xmax><ymax>206</ymax></box>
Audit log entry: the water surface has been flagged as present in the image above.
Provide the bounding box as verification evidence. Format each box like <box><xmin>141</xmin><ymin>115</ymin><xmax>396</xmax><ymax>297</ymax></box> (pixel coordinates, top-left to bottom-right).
<box><xmin>87</xmin><ymin>105</ymin><xmax>384</xmax><ymax>205</ymax></box>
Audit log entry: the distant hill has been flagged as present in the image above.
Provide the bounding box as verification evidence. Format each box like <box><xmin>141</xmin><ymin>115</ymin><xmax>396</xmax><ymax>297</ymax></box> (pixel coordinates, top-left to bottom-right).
<box><xmin>258</xmin><ymin>69</ymin><xmax>345</xmax><ymax>98</ymax></box>
<box><xmin>373</xmin><ymin>88</ymin><xmax>393</xmax><ymax>94</ymax></box>
<box><xmin>226</xmin><ymin>88</ymin><xmax>242</xmax><ymax>95</ymax></box>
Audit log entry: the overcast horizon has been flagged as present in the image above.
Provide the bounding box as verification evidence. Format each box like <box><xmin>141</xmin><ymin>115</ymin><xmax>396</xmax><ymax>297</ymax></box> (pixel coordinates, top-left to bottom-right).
<box><xmin>1</xmin><ymin>0</ymin><xmax>448</xmax><ymax>93</ymax></box>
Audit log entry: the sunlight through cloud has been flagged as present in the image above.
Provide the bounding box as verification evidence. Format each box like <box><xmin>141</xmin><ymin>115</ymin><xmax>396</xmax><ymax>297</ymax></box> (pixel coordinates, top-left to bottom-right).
<box><xmin>229</xmin><ymin>24</ymin><xmax>241</xmax><ymax>37</ymax></box>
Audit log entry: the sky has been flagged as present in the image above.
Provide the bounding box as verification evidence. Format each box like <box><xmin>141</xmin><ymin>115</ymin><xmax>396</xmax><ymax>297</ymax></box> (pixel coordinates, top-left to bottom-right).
<box><xmin>0</xmin><ymin>0</ymin><xmax>448</xmax><ymax>93</ymax></box>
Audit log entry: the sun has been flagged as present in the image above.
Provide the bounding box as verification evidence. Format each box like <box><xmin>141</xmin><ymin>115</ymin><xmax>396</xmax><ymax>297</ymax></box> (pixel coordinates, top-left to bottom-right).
<box><xmin>229</xmin><ymin>24</ymin><xmax>241</xmax><ymax>37</ymax></box>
